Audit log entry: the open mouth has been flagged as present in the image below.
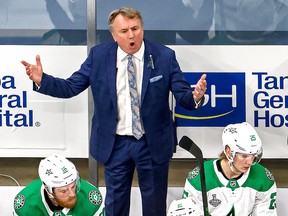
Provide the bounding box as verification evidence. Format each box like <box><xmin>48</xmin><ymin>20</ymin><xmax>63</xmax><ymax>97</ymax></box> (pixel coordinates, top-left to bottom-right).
<box><xmin>130</xmin><ymin>42</ymin><xmax>135</xmax><ymax>46</ymax></box>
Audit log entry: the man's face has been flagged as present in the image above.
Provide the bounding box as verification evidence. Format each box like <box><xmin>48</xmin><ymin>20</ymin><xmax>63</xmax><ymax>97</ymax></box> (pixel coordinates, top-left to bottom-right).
<box><xmin>111</xmin><ymin>14</ymin><xmax>144</xmax><ymax>55</ymax></box>
<box><xmin>53</xmin><ymin>181</ymin><xmax>77</xmax><ymax>209</ymax></box>
<box><xmin>232</xmin><ymin>153</ymin><xmax>256</xmax><ymax>173</ymax></box>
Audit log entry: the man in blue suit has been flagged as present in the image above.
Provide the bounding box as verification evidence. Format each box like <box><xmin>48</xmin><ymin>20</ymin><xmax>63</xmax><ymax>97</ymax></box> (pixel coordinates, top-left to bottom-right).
<box><xmin>21</xmin><ymin>7</ymin><xmax>207</xmax><ymax>216</ymax></box>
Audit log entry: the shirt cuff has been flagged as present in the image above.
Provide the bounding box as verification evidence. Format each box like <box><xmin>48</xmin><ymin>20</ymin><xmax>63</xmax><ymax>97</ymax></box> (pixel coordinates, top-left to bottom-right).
<box><xmin>194</xmin><ymin>96</ymin><xmax>204</xmax><ymax>109</ymax></box>
<box><xmin>34</xmin><ymin>82</ymin><xmax>41</xmax><ymax>91</ymax></box>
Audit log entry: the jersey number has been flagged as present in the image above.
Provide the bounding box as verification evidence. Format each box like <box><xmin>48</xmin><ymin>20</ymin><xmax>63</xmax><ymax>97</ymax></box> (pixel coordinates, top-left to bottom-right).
<box><xmin>269</xmin><ymin>192</ymin><xmax>277</xmax><ymax>210</ymax></box>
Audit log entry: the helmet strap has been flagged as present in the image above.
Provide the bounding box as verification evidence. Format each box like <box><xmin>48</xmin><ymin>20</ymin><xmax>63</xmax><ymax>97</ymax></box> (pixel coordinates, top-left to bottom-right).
<box><xmin>43</xmin><ymin>184</ymin><xmax>57</xmax><ymax>202</ymax></box>
<box><xmin>224</xmin><ymin>149</ymin><xmax>242</xmax><ymax>175</ymax></box>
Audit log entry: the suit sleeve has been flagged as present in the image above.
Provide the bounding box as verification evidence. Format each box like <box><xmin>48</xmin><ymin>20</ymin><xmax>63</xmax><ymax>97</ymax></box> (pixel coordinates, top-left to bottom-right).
<box><xmin>169</xmin><ymin>50</ymin><xmax>197</xmax><ymax>110</ymax></box>
<box><xmin>36</xmin><ymin>49</ymin><xmax>93</xmax><ymax>98</ymax></box>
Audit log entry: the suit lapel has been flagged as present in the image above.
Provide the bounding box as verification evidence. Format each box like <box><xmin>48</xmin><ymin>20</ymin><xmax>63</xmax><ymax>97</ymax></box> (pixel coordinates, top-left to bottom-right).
<box><xmin>106</xmin><ymin>41</ymin><xmax>153</xmax><ymax>106</ymax></box>
<box><xmin>107</xmin><ymin>43</ymin><xmax>118</xmax><ymax>110</ymax></box>
<box><xmin>141</xmin><ymin>42</ymin><xmax>153</xmax><ymax>104</ymax></box>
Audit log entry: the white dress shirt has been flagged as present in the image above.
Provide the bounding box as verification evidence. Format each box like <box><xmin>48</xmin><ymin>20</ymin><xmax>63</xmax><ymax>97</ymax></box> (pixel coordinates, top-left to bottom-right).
<box><xmin>115</xmin><ymin>42</ymin><xmax>145</xmax><ymax>136</ymax></box>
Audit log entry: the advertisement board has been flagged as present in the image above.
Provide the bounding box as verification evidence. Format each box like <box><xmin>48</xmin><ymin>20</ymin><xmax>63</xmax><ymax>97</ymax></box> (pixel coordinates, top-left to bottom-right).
<box><xmin>1</xmin><ymin>45</ymin><xmax>287</xmax><ymax>158</ymax></box>
<box><xmin>0</xmin><ymin>46</ymin><xmax>88</xmax><ymax>157</ymax></box>
<box><xmin>171</xmin><ymin>45</ymin><xmax>288</xmax><ymax>158</ymax></box>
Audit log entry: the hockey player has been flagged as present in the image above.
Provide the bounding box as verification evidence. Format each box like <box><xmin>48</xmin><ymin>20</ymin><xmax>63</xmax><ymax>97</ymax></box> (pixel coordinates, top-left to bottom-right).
<box><xmin>182</xmin><ymin>122</ymin><xmax>277</xmax><ymax>215</ymax></box>
<box><xmin>13</xmin><ymin>154</ymin><xmax>105</xmax><ymax>216</ymax></box>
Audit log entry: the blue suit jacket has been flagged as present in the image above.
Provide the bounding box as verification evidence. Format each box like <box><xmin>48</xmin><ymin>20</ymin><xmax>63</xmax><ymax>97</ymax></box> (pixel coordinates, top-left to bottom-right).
<box><xmin>38</xmin><ymin>40</ymin><xmax>198</xmax><ymax>164</ymax></box>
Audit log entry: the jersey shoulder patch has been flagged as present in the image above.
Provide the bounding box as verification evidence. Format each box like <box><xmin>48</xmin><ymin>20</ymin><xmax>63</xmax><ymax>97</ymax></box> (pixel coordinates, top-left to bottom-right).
<box><xmin>14</xmin><ymin>194</ymin><xmax>26</xmax><ymax>210</ymax></box>
<box><xmin>187</xmin><ymin>166</ymin><xmax>200</xmax><ymax>180</ymax></box>
<box><xmin>88</xmin><ymin>190</ymin><xmax>103</xmax><ymax>206</ymax></box>
<box><xmin>264</xmin><ymin>167</ymin><xmax>275</xmax><ymax>182</ymax></box>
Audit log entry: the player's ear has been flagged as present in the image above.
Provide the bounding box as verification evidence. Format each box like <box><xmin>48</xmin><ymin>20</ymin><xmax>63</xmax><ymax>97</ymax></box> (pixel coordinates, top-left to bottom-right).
<box><xmin>225</xmin><ymin>145</ymin><xmax>231</xmax><ymax>157</ymax></box>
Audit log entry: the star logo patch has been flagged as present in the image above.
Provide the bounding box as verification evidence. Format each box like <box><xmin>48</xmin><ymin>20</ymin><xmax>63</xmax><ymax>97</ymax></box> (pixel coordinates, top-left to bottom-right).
<box><xmin>45</xmin><ymin>169</ymin><xmax>53</xmax><ymax>176</ymax></box>
<box><xmin>14</xmin><ymin>194</ymin><xmax>25</xmax><ymax>209</ymax></box>
<box><xmin>89</xmin><ymin>190</ymin><xmax>102</xmax><ymax>205</ymax></box>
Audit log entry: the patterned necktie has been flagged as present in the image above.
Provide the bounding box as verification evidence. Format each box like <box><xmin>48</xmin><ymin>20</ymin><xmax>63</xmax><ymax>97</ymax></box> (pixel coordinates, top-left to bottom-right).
<box><xmin>127</xmin><ymin>55</ymin><xmax>143</xmax><ymax>139</ymax></box>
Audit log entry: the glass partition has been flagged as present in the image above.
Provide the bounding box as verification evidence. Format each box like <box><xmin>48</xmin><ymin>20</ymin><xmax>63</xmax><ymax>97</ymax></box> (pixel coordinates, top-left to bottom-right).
<box><xmin>0</xmin><ymin>0</ymin><xmax>87</xmax><ymax>45</ymax></box>
<box><xmin>1</xmin><ymin>0</ymin><xmax>288</xmax><ymax>45</ymax></box>
<box><xmin>96</xmin><ymin>0</ymin><xmax>288</xmax><ymax>45</ymax></box>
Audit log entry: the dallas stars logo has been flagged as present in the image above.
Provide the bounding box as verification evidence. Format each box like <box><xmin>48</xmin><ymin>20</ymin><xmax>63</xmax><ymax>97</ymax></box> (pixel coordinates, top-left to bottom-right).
<box><xmin>188</xmin><ymin>166</ymin><xmax>200</xmax><ymax>179</ymax></box>
<box><xmin>14</xmin><ymin>194</ymin><xmax>25</xmax><ymax>209</ymax></box>
<box><xmin>45</xmin><ymin>169</ymin><xmax>53</xmax><ymax>176</ymax></box>
<box><xmin>228</xmin><ymin>127</ymin><xmax>237</xmax><ymax>134</ymax></box>
<box><xmin>265</xmin><ymin>168</ymin><xmax>275</xmax><ymax>181</ymax></box>
<box><xmin>89</xmin><ymin>190</ymin><xmax>102</xmax><ymax>205</ymax></box>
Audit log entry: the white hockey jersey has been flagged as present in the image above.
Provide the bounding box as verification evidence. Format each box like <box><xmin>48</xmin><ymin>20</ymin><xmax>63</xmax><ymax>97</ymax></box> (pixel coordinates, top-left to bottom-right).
<box><xmin>183</xmin><ymin>159</ymin><xmax>277</xmax><ymax>216</ymax></box>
